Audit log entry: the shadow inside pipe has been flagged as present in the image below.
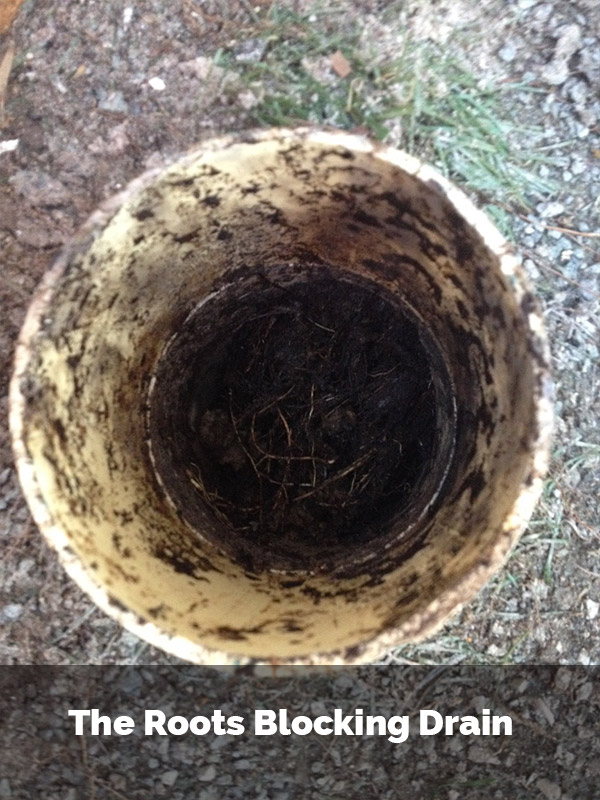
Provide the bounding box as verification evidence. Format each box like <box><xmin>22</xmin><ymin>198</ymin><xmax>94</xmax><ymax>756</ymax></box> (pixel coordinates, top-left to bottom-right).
<box><xmin>148</xmin><ymin>266</ymin><xmax>456</xmax><ymax>574</ymax></box>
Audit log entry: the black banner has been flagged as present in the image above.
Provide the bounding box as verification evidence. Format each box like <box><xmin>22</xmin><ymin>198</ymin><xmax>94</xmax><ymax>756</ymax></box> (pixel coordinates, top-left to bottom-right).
<box><xmin>1</xmin><ymin>666</ymin><xmax>598</xmax><ymax>798</ymax></box>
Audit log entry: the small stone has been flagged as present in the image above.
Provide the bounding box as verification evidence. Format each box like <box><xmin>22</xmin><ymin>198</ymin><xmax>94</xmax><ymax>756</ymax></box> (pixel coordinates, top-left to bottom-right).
<box><xmin>199</xmin><ymin>765</ymin><xmax>217</xmax><ymax>782</ymax></box>
<box><xmin>99</xmin><ymin>91</ymin><xmax>129</xmax><ymax>113</ymax></box>
<box><xmin>523</xmin><ymin>258</ymin><xmax>541</xmax><ymax>280</ymax></box>
<box><xmin>18</xmin><ymin>558</ymin><xmax>35</xmax><ymax>575</ymax></box>
<box><xmin>161</xmin><ymin>770</ymin><xmax>178</xmax><ymax>787</ymax></box>
<box><xmin>178</xmin><ymin>57</ymin><xmax>235</xmax><ymax>90</ymax></box>
<box><xmin>533</xmin><ymin>3</ymin><xmax>552</xmax><ymax>21</ymax></box>
<box><xmin>468</xmin><ymin>745</ymin><xmax>500</xmax><ymax>765</ymax></box>
<box><xmin>537</xmin><ymin>201</ymin><xmax>564</xmax><ymax>218</ymax></box>
<box><xmin>576</xmin><ymin>681</ymin><xmax>593</xmax><ymax>702</ymax></box>
<box><xmin>579</xmin><ymin>107</ymin><xmax>597</xmax><ymax>128</ymax></box>
<box><xmin>0</xmin><ymin>139</ymin><xmax>19</xmax><ymax>154</ymax></box>
<box><xmin>568</xmin><ymin>79</ymin><xmax>588</xmax><ymax>108</ymax></box>
<box><xmin>331</xmin><ymin>50</ymin><xmax>351</xmax><ymax>78</ymax></box>
<box><xmin>536</xmin><ymin>777</ymin><xmax>561</xmax><ymax>800</ymax></box>
<box><xmin>237</xmin><ymin>89</ymin><xmax>258</xmax><ymax>110</ymax></box>
<box><xmin>541</xmin><ymin>24</ymin><xmax>582</xmax><ymax>86</ymax></box>
<box><xmin>1</xmin><ymin>604</ymin><xmax>23</xmax><ymax>622</ymax></box>
<box><xmin>148</xmin><ymin>76</ymin><xmax>166</xmax><ymax>91</ymax></box>
<box><xmin>0</xmin><ymin>778</ymin><xmax>11</xmax><ymax>798</ymax></box>
<box><xmin>578</xmin><ymin>649</ymin><xmax>591</xmax><ymax>665</ymax></box>
<box><xmin>534</xmin><ymin>697</ymin><xmax>555</xmax><ymax>726</ymax></box>
<box><xmin>233</xmin><ymin>38</ymin><xmax>268</xmax><ymax>63</ymax></box>
<box><xmin>577</xmin><ymin>277</ymin><xmax>597</xmax><ymax>301</ymax></box>
<box><xmin>542</xmin><ymin>62</ymin><xmax>568</xmax><ymax>86</ymax></box>
<box><xmin>585</xmin><ymin>599</ymin><xmax>599</xmax><ymax>620</ymax></box>
<box><xmin>498</xmin><ymin>42</ymin><xmax>516</xmax><ymax>63</ymax></box>
<box><xmin>148</xmin><ymin>758</ymin><xmax>159</xmax><ymax>769</ymax></box>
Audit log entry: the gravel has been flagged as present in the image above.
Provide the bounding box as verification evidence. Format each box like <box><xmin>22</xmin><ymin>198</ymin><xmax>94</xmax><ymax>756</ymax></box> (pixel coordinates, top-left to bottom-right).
<box><xmin>0</xmin><ymin>666</ymin><xmax>599</xmax><ymax>798</ymax></box>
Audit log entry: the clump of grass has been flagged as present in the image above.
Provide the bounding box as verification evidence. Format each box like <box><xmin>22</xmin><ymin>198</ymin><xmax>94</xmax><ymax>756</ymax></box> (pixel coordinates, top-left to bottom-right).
<box><xmin>387</xmin><ymin>634</ymin><xmax>492</xmax><ymax>666</ymax></box>
<box><xmin>217</xmin><ymin>5</ymin><xmax>379</xmax><ymax>130</ymax></box>
<box><xmin>390</xmin><ymin>625</ymin><xmax>533</xmax><ymax>666</ymax></box>
<box><xmin>217</xmin><ymin>3</ymin><xmax>557</xmax><ymax>227</ymax></box>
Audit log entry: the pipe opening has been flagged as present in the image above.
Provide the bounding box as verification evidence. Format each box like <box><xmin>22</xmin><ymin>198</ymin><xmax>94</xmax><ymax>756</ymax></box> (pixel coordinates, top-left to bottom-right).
<box><xmin>148</xmin><ymin>266</ymin><xmax>456</xmax><ymax>573</ymax></box>
<box><xmin>10</xmin><ymin>130</ymin><xmax>552</xmax><ymax>662</ymax></box>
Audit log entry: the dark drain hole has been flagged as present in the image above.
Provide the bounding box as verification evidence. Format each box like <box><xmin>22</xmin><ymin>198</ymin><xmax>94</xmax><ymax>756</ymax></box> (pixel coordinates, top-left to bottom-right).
<box><xmin>149</xmin><ymin>268</ymin><xmax>455</xmax><ymax>572</ymax></box>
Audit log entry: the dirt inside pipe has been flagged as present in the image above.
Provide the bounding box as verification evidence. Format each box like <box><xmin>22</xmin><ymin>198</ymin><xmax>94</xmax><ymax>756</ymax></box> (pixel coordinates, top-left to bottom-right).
<box><xmin>149</xmin><ymin>267</ymin><xmax>456</xmax><ymax>572</ymax></box>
